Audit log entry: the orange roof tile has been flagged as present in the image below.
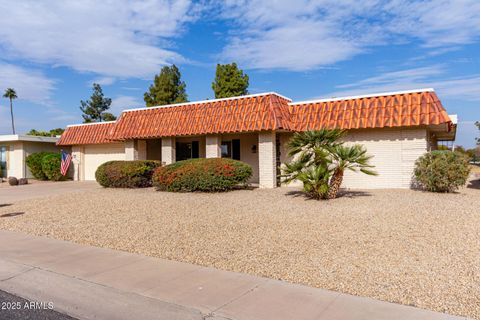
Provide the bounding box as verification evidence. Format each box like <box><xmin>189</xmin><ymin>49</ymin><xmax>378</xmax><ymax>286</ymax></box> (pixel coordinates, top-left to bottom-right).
<box><xmin>57</xmin><ymin>89</ymin><xmax>452</xmax><ymax>146</ymax></box>
<box><xmin>108</xmin><ymin>93</ymin><xmax>294</xmax><ymax>140</ymax></box>
<box><xmin>289</xmin><ymin>90</ymin><xmax>451</xmax><ymax>131</ymax></box>
<box><xmin>57</xmin><ymin>122</ymin><xmax>115</xmax><ymax>146</ymax></box>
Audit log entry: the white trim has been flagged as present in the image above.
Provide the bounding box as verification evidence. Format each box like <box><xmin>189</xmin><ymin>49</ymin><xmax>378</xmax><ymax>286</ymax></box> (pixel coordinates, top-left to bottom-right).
<box><xmin>289</xmin><ymin>88</ymin><xmax>435</xmax><ymax>105</ymax></box>
<box><xmin>122</xmin><ymin>92</ymin><xmax>292</xmax><ymax>112</ymax></box>
<box><xmin>0</xmin><ymin>134</ymin><xmax>58</xmax><ymax>143</ymax></box>
<box><xmin>66</xmin><ymin>121</ymin><xmax>116</xmax><ymax>128</ymax></box>
<box><xmin>448</xmin><ymin>114</ymin><xmax>458</xmax><ymax>124</ymax></box>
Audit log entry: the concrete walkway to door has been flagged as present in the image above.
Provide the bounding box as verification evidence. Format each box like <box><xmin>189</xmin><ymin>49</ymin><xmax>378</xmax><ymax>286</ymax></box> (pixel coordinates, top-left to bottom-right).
<box><xmin>0</xmin><ymin>230</ymin><xmax>465</xmax><ymax>320</ymax></box>
<box><xmin>0</xmin><ymin>181</ymin><xmax>99</xmax><ymax>203</ymax></box>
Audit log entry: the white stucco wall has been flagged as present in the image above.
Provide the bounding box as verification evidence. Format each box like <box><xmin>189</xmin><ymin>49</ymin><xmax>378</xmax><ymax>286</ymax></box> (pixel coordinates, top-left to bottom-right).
<box><xmin>279</xmin><ymin>127</ymin><xmax>428</xmax><ymax>189</ymax></box>
<box><xmin>342</xmin><ymin>128</ymin><xmax>427</xmax><ymax>189</ymax></box>
<box><xmin>83</xmin><ymin>143</ymin><xmax>126</xmax><ymax>180</ymax></box>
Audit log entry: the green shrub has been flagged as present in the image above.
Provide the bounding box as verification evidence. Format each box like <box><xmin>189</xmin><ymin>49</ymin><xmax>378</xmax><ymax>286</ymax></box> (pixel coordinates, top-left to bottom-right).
<box><xmin>95</xmin><ymin>160</ymin><xmax>161</xmax><ymax>188</ymax></box>
<box><xmin>26</xmin><ymin>152</ymin><xmax>50</xmax><ymax>180</ymax></box>
<box><xmin>414</xmin><ymin>150</ymin><xmax>470</xmax><ymax>192</ymax></box>
<box><xmin>41</xmin><ymin>153</ymin><xmax>66</xmax><ymax>181</ymax></box>
<box><xmin>153</xmin><ymin>158</ymin><xmax>252</xmax><ymax>192</ymax></box>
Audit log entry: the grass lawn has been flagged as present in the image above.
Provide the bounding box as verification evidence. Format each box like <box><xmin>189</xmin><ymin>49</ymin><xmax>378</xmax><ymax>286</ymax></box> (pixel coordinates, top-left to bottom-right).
<box><xmin>0</xmin><ymin>183</ymin><xmax>479</xmax><ymax>319</ymax></box>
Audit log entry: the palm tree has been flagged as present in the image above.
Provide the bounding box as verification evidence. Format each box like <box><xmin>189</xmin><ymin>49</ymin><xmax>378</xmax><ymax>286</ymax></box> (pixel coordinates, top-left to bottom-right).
<box><xmin>282</xmin><ymin>129</ymin><xmax>377</xmax><ymax>200</ymax></box>
<box><xmin>327</xmin><ymin>144</ymin><xmax>377</xmax><ymax>199</ymax></box>
<box><xmin>3</xmin><ymin>88</ymin><xmax>17</xmax><ymax>134</ymax></box>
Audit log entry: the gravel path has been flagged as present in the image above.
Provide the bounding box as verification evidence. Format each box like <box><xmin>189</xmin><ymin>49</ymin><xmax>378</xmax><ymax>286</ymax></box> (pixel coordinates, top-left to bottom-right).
<box><xmin>0</xmin><ymin>183</ymin><xmax>479</xmax><ymax>319</ymax></box>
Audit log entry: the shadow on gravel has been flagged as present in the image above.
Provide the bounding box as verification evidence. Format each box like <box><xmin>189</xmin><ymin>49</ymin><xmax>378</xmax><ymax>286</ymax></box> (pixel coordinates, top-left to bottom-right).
<box><xmin>336</xmin><ymin>190</ymin><xmax>372</xmax><ymax>198</ymax></box>
<box><xmin>285</xmin><ymin>189</ymin><xmax>371</xmax><ymax>200</ymax></box>
<box><xmin>1</xmin><ymin>212</ymin><xmax>25</xmax><ymax>218</ymax></box>
<box><xmin>467</xmin><ymin>178</ymin><xmax>480</xmax><ymax>190</ymax></box>
<box><xmin>0</xmin><ymin>204</ymin><xmax>12</xmax><ymax>208</ymax></box>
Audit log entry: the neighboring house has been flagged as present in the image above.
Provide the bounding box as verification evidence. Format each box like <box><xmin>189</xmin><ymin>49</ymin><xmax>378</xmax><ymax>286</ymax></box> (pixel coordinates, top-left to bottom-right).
<box><xmin>0</xmin><ymin>135</ymin><xmax>62</xmax><ymax>179</ymax></box>
<box><xmin>57</xmin><ymin>88</ymin><xmax>456</xmax><ymax>188</ymax></box>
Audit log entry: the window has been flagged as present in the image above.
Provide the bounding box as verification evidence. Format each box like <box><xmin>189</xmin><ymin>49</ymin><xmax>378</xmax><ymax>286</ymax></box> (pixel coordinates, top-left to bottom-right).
<box><xmin>175</xmin><ymin>141</ymin><xmax>199</xmax><ymax>161</ymax></box>
<box><xmin>221</xmin><ymin>139</ymin><xmax>240</xmax><ymax>160</ymax></box>
<box><xmin>221</xmin><ymin>141</ymin><xmax>231</xmax><ymax>158</ymax></box>
<box><xmin>0</xmin><ymin>146</ymin><xmax>6</xmax><ymax>177</ymax></box>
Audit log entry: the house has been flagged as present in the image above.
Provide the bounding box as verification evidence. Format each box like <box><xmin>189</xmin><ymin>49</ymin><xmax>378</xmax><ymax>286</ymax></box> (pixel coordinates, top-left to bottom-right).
<box><xmin>0</xmin><ymin>135</ymin><xmax>62</xmax><ymax>179</ymax></box>
<box><xmin>57</xmin><ymin>88</ymin><xmax>456</xmax><ymax>188</ymax></box>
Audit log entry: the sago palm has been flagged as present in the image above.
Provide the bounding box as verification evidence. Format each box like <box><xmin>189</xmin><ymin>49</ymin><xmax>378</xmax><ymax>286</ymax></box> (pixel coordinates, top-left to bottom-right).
<box><xmin>287</xmin><ymin>129</ymin><xmax>344</xmax><ymax>159</ymax></box>
<box><xmin>3</xmin><ymin>88</ymin><xmax>17</xmax><ymax>134</ymax></box>
<box><xmin>327</xmin><ymin>144</ymin><xmax>377</xmax><ymax>199</ymax></box>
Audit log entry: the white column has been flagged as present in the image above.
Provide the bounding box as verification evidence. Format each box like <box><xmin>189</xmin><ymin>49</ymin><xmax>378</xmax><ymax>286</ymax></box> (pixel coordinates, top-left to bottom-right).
<box><xmin>125</xmin><ymin>140</ymin><xmax>136</xmax><ymax>160</ymax></box>
<box><xmin>258</xmin><ymin>131</ymin><xmax>277</xmax><ymax>188</ymax></box>
<box><xmin>206</xmin><ymin>135</ymin><xmax>221</xmax><ymax>158</ymax></box>
<box><xmin>11</xmin><ymin>142</ymin><xmax>26</xmax><ymax>178</ymax></box>
<box><xmin>125</xmin><ymin>140</ymin><xmax>147</xmax><ymax>161</ymax></box>
<box><xmin>71</xmin><ymin>146</ymin><xmax>84</xmax><ymax>181</ymax></box>
<box><xmin>161</xmin><ymin>137</ymin><xmax>176</xmax><ymax>165</ymax></box>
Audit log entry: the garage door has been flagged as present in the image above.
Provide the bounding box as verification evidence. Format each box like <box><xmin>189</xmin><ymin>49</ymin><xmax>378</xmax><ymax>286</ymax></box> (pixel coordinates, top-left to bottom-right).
<box><xmin>84</xmin><ymin>143</ymin><xmax>125</xmax><ymax>180</ymax></box>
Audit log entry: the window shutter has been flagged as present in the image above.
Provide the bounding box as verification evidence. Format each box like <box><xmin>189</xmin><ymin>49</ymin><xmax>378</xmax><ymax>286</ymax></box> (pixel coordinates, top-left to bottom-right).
<box><xmin>232</xmin><ymin>139</ymin><xmax>241</xmax><ymax>160</ymax></box>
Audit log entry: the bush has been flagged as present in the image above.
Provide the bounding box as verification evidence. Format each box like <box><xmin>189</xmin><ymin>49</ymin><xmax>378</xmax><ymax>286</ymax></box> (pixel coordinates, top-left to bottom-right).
<box><xmin>153</xmin><ymin>158</ymin><xmax>252</xmax><ymax>192</ymax></box>
<box><xmin>95</xmin><ymin>160</ymin><xmax>161</xmax><ymax>188</ymax></box>
<box><xmin>41</xmin><ymin>153</ymin><xmax>66</xmax><ymax>181</ymax></box>
<box><xmin>26</xmin><ymin>152</ymin><xmax>49</xmax><ymax>180</ymax></box>
<box><xmin>414</xmin><ymin>150</ymin><xmax>470</xmax><ymax>192</ymax></box>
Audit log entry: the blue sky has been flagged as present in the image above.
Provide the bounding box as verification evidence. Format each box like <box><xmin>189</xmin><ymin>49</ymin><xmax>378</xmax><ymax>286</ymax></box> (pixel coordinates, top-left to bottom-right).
<box><xmin>0</xmin><ymin>0</ymin><xmax>478</xmax><ymax>147</ymax></box>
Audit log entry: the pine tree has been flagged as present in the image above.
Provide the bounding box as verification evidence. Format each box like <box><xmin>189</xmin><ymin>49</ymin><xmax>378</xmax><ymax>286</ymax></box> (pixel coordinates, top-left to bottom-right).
<box><xmin>80</xmin><ymin>83</ymin><xmax>116</xmax><ymax>123</ymax></box>
<box><xmin>212</xmin><ymin>63</ymin><xmax>249</xmax><ymax>99</ymax></box>
<box><xmin>144</xmin><ymin>65</ymin><xmax>188</xmax><ymax>106</ymax></box>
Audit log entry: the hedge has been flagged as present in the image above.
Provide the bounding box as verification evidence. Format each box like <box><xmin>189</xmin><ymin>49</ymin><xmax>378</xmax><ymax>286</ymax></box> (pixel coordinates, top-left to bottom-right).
<box><xmin>95</xmin><ymin>160</ymin><xmax>161</xmax><ymax>188</ymax></box>
<box><xmin>41</xmin><ymin>153</ymin><xmax>67</xmax><ymax>181</ymax></box>
<box><xmin>26</xmin><ymin>152</ymin><xmax>50</xmax><ymax>180</ymax></box>
<box><xmin>153</xmin><ymin>158</ymin><xmax>252</xmax><ymax>192</ymax></box>
<box><xmin>414</xmin><ymin>150</ymin><xmax>470</xmax><ymax>192</ymax></box>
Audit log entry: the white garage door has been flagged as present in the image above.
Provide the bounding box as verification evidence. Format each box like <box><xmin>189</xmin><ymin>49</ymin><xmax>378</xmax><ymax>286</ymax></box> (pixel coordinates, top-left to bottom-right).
<box><xmin>84</xmin><ymin>143</ymin><xmax>125</xmax><ymax>180</ymax></box>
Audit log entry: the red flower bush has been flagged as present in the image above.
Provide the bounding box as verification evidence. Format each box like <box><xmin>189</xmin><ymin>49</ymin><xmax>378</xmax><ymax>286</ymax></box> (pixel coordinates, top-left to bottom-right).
<box><xmin>153</xmin><ymin>158</ymin><xmax>252</xmax><ymax>192</ymax></box>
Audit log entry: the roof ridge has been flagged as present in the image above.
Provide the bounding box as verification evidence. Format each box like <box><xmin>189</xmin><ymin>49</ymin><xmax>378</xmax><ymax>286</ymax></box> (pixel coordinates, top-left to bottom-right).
<box><xmin>66</xmin><ymin>121</ymin><xmax>116</xmax><ymax>128</ymax></box>
<box><xmin>289</xmin><ymin>88</ymin><xmax>435</xmax><ymax>105</ymax></box>
<box><xmin>121</xmin><ymin>92</ymin><xmax>292</xmax><ymax>113</ymax></box>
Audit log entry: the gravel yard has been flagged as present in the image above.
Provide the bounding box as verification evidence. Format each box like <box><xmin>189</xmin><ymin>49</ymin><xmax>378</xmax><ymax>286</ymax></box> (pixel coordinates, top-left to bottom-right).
<box><xmin>0</xmin><ymin>183</ymin><xmax>479</xmax><ymax>319</ymax></box>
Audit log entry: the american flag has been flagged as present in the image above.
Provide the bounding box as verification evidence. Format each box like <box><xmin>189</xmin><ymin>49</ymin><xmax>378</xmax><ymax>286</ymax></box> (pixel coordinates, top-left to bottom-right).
<box><xmin>60</xmin><ymin>150</ymin><xmax>72</xmax><ymax>176</ymax></box>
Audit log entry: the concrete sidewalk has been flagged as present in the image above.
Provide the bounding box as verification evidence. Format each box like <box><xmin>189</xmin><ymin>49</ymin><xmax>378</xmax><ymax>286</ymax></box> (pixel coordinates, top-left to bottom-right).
<box><xmin>0</xmin><ymin>230</ymin><xmax>466</xmax><ymax>320</ymax></box>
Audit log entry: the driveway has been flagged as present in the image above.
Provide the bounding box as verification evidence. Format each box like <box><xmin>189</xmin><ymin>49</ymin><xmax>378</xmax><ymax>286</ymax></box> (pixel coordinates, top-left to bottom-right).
<box><xmin>0</xmin><ymin>181</ymin><xmax>99</xmax><ymax>203</ymax></box>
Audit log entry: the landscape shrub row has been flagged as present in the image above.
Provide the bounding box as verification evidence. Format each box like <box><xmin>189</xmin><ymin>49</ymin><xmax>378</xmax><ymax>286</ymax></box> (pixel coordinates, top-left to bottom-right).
<box><xmin>95</xmin><ymin>158</ymin><xmax>252</xmax><ymax>192</ymax></box>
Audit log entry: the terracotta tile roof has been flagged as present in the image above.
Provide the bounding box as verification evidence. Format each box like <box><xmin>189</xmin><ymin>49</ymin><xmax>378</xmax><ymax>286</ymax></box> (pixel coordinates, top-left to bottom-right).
<box><xmin>289</xmin><ymin>89</ymin><xmax>451</xmax><ymax>131</ymax></box>
<box><xmin>108</xmin><ymin>93</ymin><xmax>294</xmax><ymax>140</ymax></box>
<box><xmin>57</xmin><ymin>89</ymin><xmax>452</xmax><ymax>145</ymax></box>
<box><xmin>57</xmin><ymin>122</ymin><xmax>115</xmax><ymax>146</ymax></box>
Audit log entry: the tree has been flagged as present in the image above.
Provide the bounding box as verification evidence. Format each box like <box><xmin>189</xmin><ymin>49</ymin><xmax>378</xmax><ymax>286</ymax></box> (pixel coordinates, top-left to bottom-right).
<box><xmin>476</xmin><ymin>121</ymin><xmax>479</xmax><ymax>145</ymax></box>
<box><xmin>3</xmin><ymin>88</ymin><xmax>17</xmax><ymax>134</ymax></box>
<box><xmin>27</xmin><ymin>128</ymin><xmax>65</xmax><ymax>137</ymax></box>
<box><xmin>212</xmin><ymin>63</ymin><xmax>249</xmax><ymax>98</ymax></box>
<box><xmin>144</xmin><ymin>65</ymin><xmax>187</xmax><ymax>106</ymax></box>
<box><xmin>282</xmin><ymin>129</ymin><xmax>377</xmax><ymax>200</ymax></box>
<box><xmin>80</xmin><ymin>83</ymin><xmax>116</xmax><ymax>123</ymax></box>
<box><xmin>327</xmin><ymin>144</ymin><xmax>377</xmax><ymax>199</ymax></box>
